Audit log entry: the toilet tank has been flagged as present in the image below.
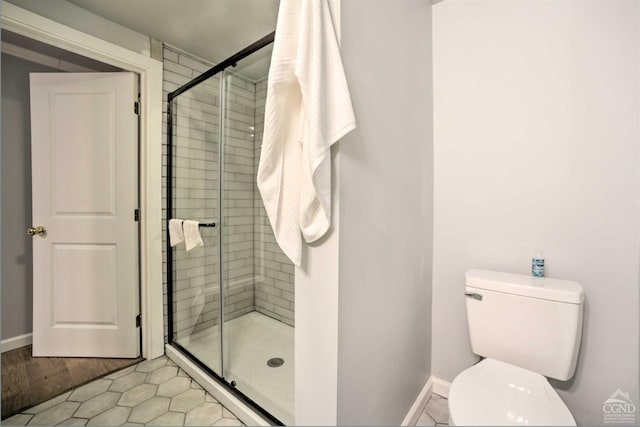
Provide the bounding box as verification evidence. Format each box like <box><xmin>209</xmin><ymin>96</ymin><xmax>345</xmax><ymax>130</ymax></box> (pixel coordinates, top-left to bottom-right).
<box><xmin>465</xmin><ymin>269</ymin><xmax>584</xmax><ymax>381</ymax></box>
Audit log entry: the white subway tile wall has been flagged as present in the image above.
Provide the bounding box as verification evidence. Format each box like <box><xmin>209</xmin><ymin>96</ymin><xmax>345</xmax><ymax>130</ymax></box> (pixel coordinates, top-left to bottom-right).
<box><xmin>162</xmin><ymin>45</ymin><xmax>294</xmax><ymax>345</ymax></box>
<box><xmin>221</xmin><ymin>71</ymin><xmax>257</xmax><ymax>324</ymax></box>
<box><xmin>162</xmin><ymin>46</ymin><xmax>223</xmax><ymax>341</ymax></box>
<box><xmin>253</xmin><ymin>79</ymin><xmax>295</xmax><ymax>327</ymax></box>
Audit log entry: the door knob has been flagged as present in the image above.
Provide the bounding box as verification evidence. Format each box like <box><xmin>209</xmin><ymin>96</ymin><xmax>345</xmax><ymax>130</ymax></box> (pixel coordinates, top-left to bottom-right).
<box><xmin>27</xmin><ymin>226</ymin><xmax>46</xmax><ymax>236</ymax></box>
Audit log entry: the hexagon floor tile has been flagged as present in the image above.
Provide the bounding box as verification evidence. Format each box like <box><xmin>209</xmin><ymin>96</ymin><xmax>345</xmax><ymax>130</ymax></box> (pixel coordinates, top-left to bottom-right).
<box><xmin>4</xmin><ymin>356</ymin><xmax>245</xmax><ymax>426</ymax></box>
<box><xmin>74</xmin><ymin>392</ymin><xmax>121</xmax><ymax>419</ymax></box>
<box><xmin>68</xmin><ymin>380</ymin><xmax>112</xmax><ymax>403</ymax></box>
<box><xmin>184</xmin><ymin>402</ymin><xmax>223</xmax><ymax>426</ymax></box>
<box><xmin>109</xmin><ymin>371</ymin><xmax>147</xmax><ymax>393</ymax></box>
<box><xmin>128</xmin><ymin>396</ymin><xmax>170</xmax><ymax>424</ymax></box>
<box><xmin>118</xmin><ymin>384</ymin><xmax>158</xmax><ymax>407</ymax></box>
<box><xmin>147</xmin><ymin>366</ymin><xmax>178</xmax><ymax>385</ymax></box>
<box><xmin>28</xmin><ymin>401</ymin><xmax>80</xmax><ymax>426</ymax></box>
<box><xmin>157</xmin><ymin>376</ymin><xmax>191</xmax><ymax>398</ymax></box>
<box><xmin>169</xmin><ymin>389</ymin><xmax>205</xmax><ymax>413</ymax></box>
<box><xmin>416</xmin><ymin>394</ymin><xmax>450</xmax><ymax>426</ymax></box>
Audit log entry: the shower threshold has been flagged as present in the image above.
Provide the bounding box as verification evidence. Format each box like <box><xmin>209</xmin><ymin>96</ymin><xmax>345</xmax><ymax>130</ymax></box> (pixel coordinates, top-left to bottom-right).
<box><xmin>169</xmin><ymin>311</ymin><xmax>294</xmax><ymax>425</ymax></box>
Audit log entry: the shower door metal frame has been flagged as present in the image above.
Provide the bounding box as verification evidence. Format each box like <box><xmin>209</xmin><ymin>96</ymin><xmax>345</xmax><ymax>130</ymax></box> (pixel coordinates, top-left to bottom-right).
<box><xmin>165</xmin><ymin>31</ymin><xmax>279</xmax><ymax>425</ymax></box>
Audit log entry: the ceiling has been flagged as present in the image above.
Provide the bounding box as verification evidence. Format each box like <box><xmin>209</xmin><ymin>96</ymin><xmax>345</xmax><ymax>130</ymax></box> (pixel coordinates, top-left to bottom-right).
<box><xmin>67</xmin><ymin>0</ymin><xmax>279</xmax><ymax>80</ymax></box>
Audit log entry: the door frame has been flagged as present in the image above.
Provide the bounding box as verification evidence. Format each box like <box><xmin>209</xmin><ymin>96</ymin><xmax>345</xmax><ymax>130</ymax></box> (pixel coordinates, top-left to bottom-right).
<box><xmin>1</xmin><ymin>2</ymin><xmax>164</xmax><ymax>359</ymax></box>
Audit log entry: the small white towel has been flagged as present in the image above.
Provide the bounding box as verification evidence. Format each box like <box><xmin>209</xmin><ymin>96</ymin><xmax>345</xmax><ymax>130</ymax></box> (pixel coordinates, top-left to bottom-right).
<box><xmin>257</xmin><ymin>0</ymin><xmax>356</xmax><ymax>267</ymax></box>
<box><xmin>183</xmin><ymin>220</ymin><xmax>203</xmax><ymax>252</ymax></box>
<box><xmin>169</xmin><ymin>219</ymin><xmax>184</xmax><ymax>247</ymax></box>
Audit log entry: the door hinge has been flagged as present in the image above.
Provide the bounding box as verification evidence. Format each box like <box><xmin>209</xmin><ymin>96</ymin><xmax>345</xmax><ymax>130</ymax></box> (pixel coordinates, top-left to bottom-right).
<box><xmin>134</xmin><ymin>101</ymin><xmax>140</xmax><ymax>115</ymax></box>
<box><xmin>464</xmin><ymin>292</ymin><xmax>483</xmax><ymax>301</ymax></box>
<box><xmin>136</xmin><ymin>314</ymin><xmax>142</xmax><ymax>328</ymax></box>
<box><xmin>134</xmin><ymin>209</ymin><xmax>140</xmax><ymax>222</ymax></box>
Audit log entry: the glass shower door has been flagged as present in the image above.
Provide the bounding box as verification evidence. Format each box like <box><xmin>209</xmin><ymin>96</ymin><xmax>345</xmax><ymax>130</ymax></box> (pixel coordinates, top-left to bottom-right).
<box><xmin>220</xmin><ymin>56</ymin><xmax>295</xmax><ymax>425</ymax></box>
<box><xmin>167</xmin><ymin>34</ymin><xmax>295</xmax><ymax>425</ymax></box>
<box><xmin>170</xmin><ymin>73</ymin><xmax>224</xmax><ymax>377</ymax></box>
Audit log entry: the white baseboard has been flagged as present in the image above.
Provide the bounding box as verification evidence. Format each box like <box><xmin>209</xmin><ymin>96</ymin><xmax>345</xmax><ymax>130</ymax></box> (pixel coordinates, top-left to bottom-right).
<box><xmin>1</xmin><ymin>333</ymin><xmax>32</xmax><ymax>353</ymax></box>
<box><xmin>165</xmin><ymin>344</ymin><xmax>271</xmax><ymax>426</ymax></box>
<box><xmin>432</xmin><ymin>376</ymin><xmax>451</xmax><ymax>398</ymax></box>
<box><xmin>401</xmin><ymin>376</ymin><xmax>433</xmax><ymax>426</ymax></box>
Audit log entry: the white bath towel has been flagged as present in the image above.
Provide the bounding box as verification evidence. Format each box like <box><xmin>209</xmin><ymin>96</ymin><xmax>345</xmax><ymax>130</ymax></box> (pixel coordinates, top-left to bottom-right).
<box><xmin>169</xmin><ymin>219</ymin><xmax>184</xmax><ymax>247</ymax></box>
<box><xmin>257</xmin><ymin>0</ymin><xmax>356</xmax><ymax>266</ymax></box>
<box><xmin>183</xmin><ymin>220</ymin><xmax>204</xmax><ymax>252</ymax></box>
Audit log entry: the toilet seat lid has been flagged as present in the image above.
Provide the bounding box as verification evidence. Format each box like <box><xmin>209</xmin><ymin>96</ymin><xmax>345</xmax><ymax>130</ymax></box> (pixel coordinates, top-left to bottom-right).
<box><xmin>449</xmin><ymin>358</ymin><xmax>576</xmax><ymax>426</ymax></box>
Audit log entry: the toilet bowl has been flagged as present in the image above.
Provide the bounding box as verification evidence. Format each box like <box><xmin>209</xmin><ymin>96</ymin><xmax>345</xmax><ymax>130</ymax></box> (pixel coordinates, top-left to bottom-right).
<box><xmin>450</xmin><ymin>269</ymin><xmax>584</xmax><ymax>426</ymax></box>
<box><xmin>448</xmin><ymin>358</ymin><xmax>575</xmax><ymax>426</ymax></box>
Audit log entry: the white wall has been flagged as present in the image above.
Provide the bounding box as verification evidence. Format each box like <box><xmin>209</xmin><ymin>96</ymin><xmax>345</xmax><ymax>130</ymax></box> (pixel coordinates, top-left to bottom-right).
<box><xmin>337</xmin><ymin>1</ymin><xmax>434</xmax><ymax>425</ymax></box>
<box><xmin>294</xmin><ymin>0</ymin><xmax>341</xmax><ymax>423</ymax></box>
<box><xmin>7</xmin><ymin>0</ymin><xmax>150</xmax><ymax>55</ymax></box>
<box><xmin>294</xmin><ymin>151</ymin><xmax>341</xmax><ymax>425</ymax></box>
<box><xmin>432</xmin><ymin>1</ymin><xmax>640</xmax><ymax>425</ymax></box>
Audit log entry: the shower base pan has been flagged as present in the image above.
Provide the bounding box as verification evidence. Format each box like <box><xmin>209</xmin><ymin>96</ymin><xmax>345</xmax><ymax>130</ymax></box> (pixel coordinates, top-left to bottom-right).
<box><xmin>168</xmin><ymin>311</ymin><xmax>294</xmax><ymax>425</ymax></box>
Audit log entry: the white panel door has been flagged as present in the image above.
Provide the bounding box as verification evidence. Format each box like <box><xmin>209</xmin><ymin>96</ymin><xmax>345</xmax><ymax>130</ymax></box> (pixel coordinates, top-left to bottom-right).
<box><xmin>30</xmin><ymin>73</ymin><xmax>139</xmax><ymax>357</ymax></box>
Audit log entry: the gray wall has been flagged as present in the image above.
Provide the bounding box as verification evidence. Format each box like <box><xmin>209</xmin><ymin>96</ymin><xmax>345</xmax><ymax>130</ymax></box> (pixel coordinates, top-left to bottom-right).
<box><xmin>1</xmin><ymin>54</ymin><xmax>59</xmax><ymax>340</ymax></box>
<box><xmin>337</xmin><ymin>1</ymin><xmax>434</xmax><ymax>425</ymax></box>
<box><xmin>432</xmin><ymin>1</ymin><xmax>640</xmax><ymax>425</ymax></box>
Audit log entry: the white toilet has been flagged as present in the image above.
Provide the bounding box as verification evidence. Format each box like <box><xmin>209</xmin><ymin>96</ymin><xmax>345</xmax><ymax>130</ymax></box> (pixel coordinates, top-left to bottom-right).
<box><xmin>448</xmin><ymin>269</ymin><xmax>584</xmax><ymax>426</ymax></box>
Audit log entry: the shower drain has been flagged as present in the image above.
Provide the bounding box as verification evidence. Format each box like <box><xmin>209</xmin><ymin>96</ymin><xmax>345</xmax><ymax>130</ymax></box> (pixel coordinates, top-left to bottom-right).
<box><xmin>267</xmin><ymin>357</ymin><xmax>285</xmax><ymax>368</ymax></box>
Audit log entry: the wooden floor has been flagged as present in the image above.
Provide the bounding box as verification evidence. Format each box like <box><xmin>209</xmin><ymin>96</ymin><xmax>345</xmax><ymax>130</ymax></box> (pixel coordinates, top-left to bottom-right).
<box><xmin>1</xmin><ymin>345</ymin><xmax>142</xmax><ymax>419</ymax></box>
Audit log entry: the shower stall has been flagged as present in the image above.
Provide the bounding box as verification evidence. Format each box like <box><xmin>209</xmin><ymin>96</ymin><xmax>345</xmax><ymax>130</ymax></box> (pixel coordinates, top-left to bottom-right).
<box><xmin>166</xmin><ymin>33</ymin><xmax>294</xmax><ymax>425</ymax></box>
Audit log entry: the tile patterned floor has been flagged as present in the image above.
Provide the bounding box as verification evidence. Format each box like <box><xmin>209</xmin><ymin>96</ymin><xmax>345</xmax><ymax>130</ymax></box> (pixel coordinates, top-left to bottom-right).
<box><xmin>416</xmin><ymin>394</ymin><xmax>449</xmax><ymax>426</ymax></box>
<box><xmin>2</xmin><ymin>356</ymin><xmax>243</xmax><ymax>426</ymax></box>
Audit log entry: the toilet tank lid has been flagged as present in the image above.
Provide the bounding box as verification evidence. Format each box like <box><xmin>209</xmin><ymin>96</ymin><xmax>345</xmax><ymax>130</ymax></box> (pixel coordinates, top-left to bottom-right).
<box><xmin>465</xmin><ymin>269</ymin><xmax>584</xmax><ymax>304</ymax></box>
